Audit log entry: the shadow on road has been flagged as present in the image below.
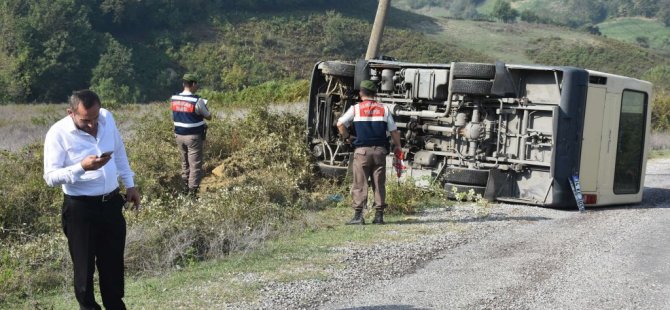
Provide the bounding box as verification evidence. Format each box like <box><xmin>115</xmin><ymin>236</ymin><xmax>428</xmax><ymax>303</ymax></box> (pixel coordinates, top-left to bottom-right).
<box><xmin>580</xmin><ymin>187</ymin><xmax>670</xmax><ymax>213</ymax></box>
<box><xmin>338</xmin><ymin>305</ymin><xmax>430</xmax><ymax>310</ymax></box>
<box><xmin>392</xmin><ymin>215</ymin><xmax>551</xmax><ymax>225</ymax></box>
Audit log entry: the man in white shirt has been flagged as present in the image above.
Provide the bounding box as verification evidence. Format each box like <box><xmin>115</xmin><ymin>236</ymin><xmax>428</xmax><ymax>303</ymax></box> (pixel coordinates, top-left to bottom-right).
<box><xmin>44</xmin><ymin>90</ymin><xmax>140</xmax><ymax>310</ymax></box>
<box><xmin>170</xmin><ymin>73</ymin><xmax>212</xmax><ymax>197</ymax></box>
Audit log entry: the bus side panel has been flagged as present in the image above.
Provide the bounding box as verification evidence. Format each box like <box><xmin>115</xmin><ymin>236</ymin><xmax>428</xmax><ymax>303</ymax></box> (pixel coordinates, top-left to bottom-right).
<box><xmin>590</xmin><ymin>88</ymin><xmax>651</xmax><ymax>206</ymax></box>
<box><xmin>579</xmin><ymin>86</ymin><xmax>607</xmax><ymax>192</ymax></box>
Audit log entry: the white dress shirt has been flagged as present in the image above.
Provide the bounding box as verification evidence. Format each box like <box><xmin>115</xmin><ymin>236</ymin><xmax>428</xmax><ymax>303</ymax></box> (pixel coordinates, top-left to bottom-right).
<box><xmin>43</xmin><ymin>108</ymin><xmax>135</xmax><ymax>196</ymax></box>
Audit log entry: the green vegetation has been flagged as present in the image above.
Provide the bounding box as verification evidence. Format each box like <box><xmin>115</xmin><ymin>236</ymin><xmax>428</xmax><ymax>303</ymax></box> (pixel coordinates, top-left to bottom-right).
<box><xmin>0</xmin><ymin>91</ymin><xmax>451</xmax><ymax>306</ymax></box>
<box><xmin>0</xmin><ymin>0</ymin><xmax>485</xmax><ymax>104</ymax></box>
<box><xmin>17</xmin><ymin>203</ymin><xmax>464</xmax><ymax>308</ymax></box>
<box><xmin>3</xmin><ymin>0</ymin><xmax>670</xmax><ymax>307</ymax></box>
<box><xmin>652</xmin><ymin>93</ymin><xmax>670</xmax><ymax>132</ymax></box>
<box><xmin>598</xmin><ymin>18</ymin><xmax>670</xmax><ymax>50</ymax></box>
<box><xmin>526</xmin><ymin>36</ymin><xmax>667</xmax><ymax>78</ymax></box>
<box><xmin>427</xmin><ymin>19</ymin><xmax>599</xmax><ymax>64</ymax></box>
<box><xmin>402</xmin><ymin>0</ymin><xmax>670</xmax><ymax>29</ymax></box>
<box><xmin>491</xmin><ymin>0</ymin><xmax>518</xmax><ymax>23</ymax></box>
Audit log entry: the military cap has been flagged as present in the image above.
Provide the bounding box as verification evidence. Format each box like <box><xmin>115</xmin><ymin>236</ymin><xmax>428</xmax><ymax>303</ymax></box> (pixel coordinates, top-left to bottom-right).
<box><xmin>360</xmin><ymin>80</ymin><xmax>377</xmax><ymax>92</ymax></box>
<box><xmin>182</xmin><ymin>73</ymin><xmax>200</xmax><ymax>83</ymax></box>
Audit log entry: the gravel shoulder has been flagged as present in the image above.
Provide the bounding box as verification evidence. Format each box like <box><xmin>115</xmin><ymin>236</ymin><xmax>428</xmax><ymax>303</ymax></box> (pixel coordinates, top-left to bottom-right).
<box><xmin>235</xmin><ymin>158</ymin><xmax>670</xmax><ymax>309</ymax></box>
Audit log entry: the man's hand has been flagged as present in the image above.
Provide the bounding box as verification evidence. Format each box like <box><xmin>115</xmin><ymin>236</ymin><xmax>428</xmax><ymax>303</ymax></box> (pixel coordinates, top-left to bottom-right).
<box><xmin>81</xmin><ymin>155</ymin><xmax>112</xmax><ymax>171</ymax></box>
<box><xmin>339</xmin><ymin>134</ymin><xmax>355</xmax><ymax>145</ymax></box>
<box><xmin>125</xmin><ymin>187</ymin><xmax>141</xmax><ymax>210</ymax></box>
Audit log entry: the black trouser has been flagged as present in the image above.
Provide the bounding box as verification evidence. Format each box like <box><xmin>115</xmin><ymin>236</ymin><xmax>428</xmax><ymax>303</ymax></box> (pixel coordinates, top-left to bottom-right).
<box><xmin>62</xmin><ymin>191</ymin><xmax>127</xmax><ymax>310</ymax></box>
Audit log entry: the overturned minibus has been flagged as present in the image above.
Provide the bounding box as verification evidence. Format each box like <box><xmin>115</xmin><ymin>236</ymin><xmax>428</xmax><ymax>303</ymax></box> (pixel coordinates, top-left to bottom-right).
<box><xmin>306</xmin><ymin>59</ymin><xmax>653</xmax><ymax>208</ymax></box>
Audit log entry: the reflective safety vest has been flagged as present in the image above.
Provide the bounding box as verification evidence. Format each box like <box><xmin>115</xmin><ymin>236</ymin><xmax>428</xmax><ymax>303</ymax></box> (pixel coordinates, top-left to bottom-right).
<box><xmin>171</xmin><ymin>94</ymin><xmax>205</xmax><ymax>135</ymax></box>
<box><xmin>352</xmin><ymin>100</ymin><xmax>390</xmax><ymax>148</ymax></box>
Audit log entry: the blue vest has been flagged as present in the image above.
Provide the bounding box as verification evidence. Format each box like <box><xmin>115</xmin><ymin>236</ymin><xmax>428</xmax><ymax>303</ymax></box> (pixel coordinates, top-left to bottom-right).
<box><xmin>171</xmin><ymin>94</ymin><xmax>205</xmax><ymax>135</ymax></box>
<box><xmin>352</xmin><ymin>100</ymin><xmax>390</xmax><ymax>148</ymax></box>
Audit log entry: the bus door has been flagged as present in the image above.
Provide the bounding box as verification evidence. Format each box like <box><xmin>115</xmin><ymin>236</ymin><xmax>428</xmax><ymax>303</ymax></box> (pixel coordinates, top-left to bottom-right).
<box><xmin>579</xmin><ymin>86</ymin><xmax>607</xmax><ymax>196</ymax></box>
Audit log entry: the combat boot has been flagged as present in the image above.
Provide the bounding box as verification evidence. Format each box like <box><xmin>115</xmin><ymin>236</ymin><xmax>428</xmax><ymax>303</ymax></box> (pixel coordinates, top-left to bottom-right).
<box><xmin>346</xmin><ymin>209</ymin><xmax>365</xmax><ymax>225</ymax></box>
<box><xmin>182</xmin><ymin>179</ymin><xmax>190</xmax><ymax>194</ymax></box>
<box><xmin>187</xmin><ymin>187</ymin><xmax>199</xmax><ymax>199</ymax></box>
<box><xmin>372</xmin><ymin>209</ymin><xmax>384</xmax><ymax>224</ymax></box>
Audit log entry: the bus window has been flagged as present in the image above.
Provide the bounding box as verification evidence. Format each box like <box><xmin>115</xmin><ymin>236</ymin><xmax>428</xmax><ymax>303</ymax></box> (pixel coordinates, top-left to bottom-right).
<box><xmin>613</xmin><ymin>90</ymin><xmax>648</xmax><ymax>194</ymax></box>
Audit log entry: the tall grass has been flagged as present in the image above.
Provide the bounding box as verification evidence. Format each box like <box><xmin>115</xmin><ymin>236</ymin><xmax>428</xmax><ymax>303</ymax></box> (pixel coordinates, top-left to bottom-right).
<box><xmin>199</xmin><ymin>79</ymin><xmax>309</xmax><ymax>108</ymax></box>
<box><xmin>0</xmin><ymin>95</ymin><xmax>452</xmax><ymax>306</ymax></box>
<box><xmin>0</xmin><ymin>85</ymin><xmax>343</xmax><ymax>304</ymax></box>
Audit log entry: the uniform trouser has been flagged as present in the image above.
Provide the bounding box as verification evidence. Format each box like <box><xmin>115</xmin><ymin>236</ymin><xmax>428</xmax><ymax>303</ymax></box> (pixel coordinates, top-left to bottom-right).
<box><xmin>351</xmin><ymin>146</ymin><xmax>388</xmax><ymax>211</ymax></box>
<box><xmin>175</xmin><ymin>133</ymin><xmax>204</xmax><ymax>189</ymax></box>
<box><xmin>61</xmin><ymin>192</ymin><xmax>127</xmax><ymax>310</ymax></box>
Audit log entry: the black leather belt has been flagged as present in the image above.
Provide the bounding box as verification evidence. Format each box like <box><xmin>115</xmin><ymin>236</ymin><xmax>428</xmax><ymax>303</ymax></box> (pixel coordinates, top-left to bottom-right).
<box><xmin>65</xmin><ymin>188</ymin><xmax>120</xmax><ymax>203</ymax></box>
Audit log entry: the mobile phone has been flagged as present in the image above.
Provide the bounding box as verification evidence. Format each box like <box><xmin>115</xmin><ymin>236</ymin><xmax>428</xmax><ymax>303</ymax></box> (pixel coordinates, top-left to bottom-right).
<box><xmin>99</xmin><ymin>151</ymin><xmax>113</xmax><ymax>158</ymax></box>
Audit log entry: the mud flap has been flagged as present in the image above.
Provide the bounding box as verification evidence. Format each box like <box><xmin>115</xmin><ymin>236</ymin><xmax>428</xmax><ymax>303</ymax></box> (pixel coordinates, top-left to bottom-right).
<box><xmin>568</xmin><ymin>175</ymin><xmax>586</xmax><ymax>212</ymax></box>
<box><xmin>483</xmin><ymin>169</ymin><xmax>518</xmax><ymax>201</ymax></box>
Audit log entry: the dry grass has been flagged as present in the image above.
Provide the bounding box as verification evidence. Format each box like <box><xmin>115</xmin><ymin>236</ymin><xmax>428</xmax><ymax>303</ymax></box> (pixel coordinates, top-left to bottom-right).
<box><xmin>0</xmin><ymin>104</ymin><xmax>59</xmax><ymax>152</ymax></box>
<box><xmin>650</xmin><ymin>131</ymin><xmax>670</xmax><ymax>150</ymax></box>
<box><xmin>0</xmin><ymin>103</ymin><xmax>157</xmax><ymax>152</ymax></box>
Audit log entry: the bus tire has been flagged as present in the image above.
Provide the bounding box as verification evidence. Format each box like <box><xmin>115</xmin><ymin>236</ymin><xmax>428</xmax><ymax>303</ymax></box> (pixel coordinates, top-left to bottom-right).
<box><xmin>451</xmin><ymin>79</ymin><xmax>493</xmax><ymax>96</ymax></box>
<box><xmin>321</xmin><ymin>61</ymin><xmax>355</xmax><ymax>77</ymax></box>
<box><xmin>452</xmin><ymin>62</ymin><xmax>496</xmax><ymax>79</ymax></box>
<box><xmin>444</xmin><ymin>167</ymin><xmax>489</xmax><ymax>186</ymax></box>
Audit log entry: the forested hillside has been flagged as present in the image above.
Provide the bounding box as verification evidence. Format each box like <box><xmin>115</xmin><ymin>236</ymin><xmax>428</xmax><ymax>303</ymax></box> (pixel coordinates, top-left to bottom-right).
<box><xmin>0</xmin><ymin>0</ymin><xmax>668</xmax><ymax>113</ymax></box>
<box><xmin>0</xmin><ymin>0</ymin><xmax>489</xmax><ymax>103</ymax></box>
<box><xmin>398</xmin><ymin>0</ymin><xmax>670</xmax><ymax>27</ymax></box>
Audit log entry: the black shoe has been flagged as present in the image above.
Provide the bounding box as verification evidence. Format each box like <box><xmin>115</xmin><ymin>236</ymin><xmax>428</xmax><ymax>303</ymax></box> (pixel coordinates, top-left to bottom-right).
<box><xmin>372</xmin><ymin>209</ymin><xmax>384</xmax><ymax>224</ymax></box>
<box><xmin>346</xmin><ymin>210</ymin><xmax>365</xmax><ymax>225</ymax></box>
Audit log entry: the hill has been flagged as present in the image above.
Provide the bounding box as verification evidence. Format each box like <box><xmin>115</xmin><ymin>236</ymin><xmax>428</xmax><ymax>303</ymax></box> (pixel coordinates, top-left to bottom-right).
<box><xmin>0</xmin><ymin>0</ymin><xmax>486</xmax><ymax>103</ymax></box>
<box><xmin>598</xmin><ymin>17</ymin><xmax>670</xmax><ymax>51</ymax></box>
<box><xmin>397</xmin><ymin>0</ymin><xmax>670</xmax><ymax>27</ymax></box>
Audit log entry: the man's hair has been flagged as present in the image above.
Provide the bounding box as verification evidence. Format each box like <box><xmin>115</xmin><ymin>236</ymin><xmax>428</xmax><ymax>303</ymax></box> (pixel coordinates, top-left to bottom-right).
<box><xmin>69</xmin><ymin>90</ymin><xmax>101</xmax><ymax>112</ymax></box>
<box><xmin>360</xmin><ymin>88</ymin><xmax>376</xmax><ymax>97</ymax></box>
<box><xmin>183</xmin><ymin>80</ymin><xmax>196</xmax><ymax>88</ymax></box>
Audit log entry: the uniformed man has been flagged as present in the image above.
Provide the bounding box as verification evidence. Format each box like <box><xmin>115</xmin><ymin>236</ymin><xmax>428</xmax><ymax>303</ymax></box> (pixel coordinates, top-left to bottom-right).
<box><xmin>171</xmin><ymin>73</ymin><xmax>212</xmax><ymax>196</ymax></box>
<box><xmin>336</xmin><ymin>80</ymin><xmax>402</xmax><ymax>225</ymax></box>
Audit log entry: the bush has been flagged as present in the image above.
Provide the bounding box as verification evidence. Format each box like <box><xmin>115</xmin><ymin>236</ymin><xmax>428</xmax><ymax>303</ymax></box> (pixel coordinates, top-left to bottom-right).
<box><xmin>652</xmin><ymin>92</ymin><xmax>670</xmax><ymax>132</ymax></box>
<box><xmin>0</xmin><ymin>101</ymin><xmax>451</xmax><ymax>305</ymax></box>
<box><xmin>0</xmin><ymin>144</ymin><xmax>62</xmax><ymax>243</ymax></box>
<box><xmin>200</xmin><ymin>79</ymin><xmax>309</xmax><ymax>108</ymax></box>
<box><xmin>385</xmin><ymin>178</ymin><xmax>449</xmax><ymax>214</ymax></box>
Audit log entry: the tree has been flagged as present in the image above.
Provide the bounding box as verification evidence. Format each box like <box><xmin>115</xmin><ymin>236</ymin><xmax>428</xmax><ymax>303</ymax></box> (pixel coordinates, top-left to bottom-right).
<box><xmin>581</xmin><ymin>24</ymin><xmax>602</xmax><ymax>35</ymax></box>
<box><xmin>451</xmin><ymin>0</ymin><xmax>480</xmax><ymax>20</ymax></box>
<box><xmin>520</xmin><ymin>10</ymin><xmax>540</xmax><ymax>23</ymax></box>
<box><xmin>632</xmin><ymin>0</ymin><xmax>658</xmax><ymax>18</ymax></box>
<box><xmin>643</xmin><ymin>65</ymin><xmax>670</xmax><ymax>94</ymax></box>
<box><xmin>223</xmin><ymin>63</ymin><xmax>247</xmax><ymax>91</ymax></box>
<box><xmin>635</xmin><ymin>36</ymin><xmax>650</xmax><ymax>48</ymax></box>
<box><xmin>91</xmin><ymin>35</ymin><xmax>139</xmax><ymax>104</ymax></box>
<box><xmin>491</xmin><ymin>0</ymin><xmax>518</xmax><ymax>23</ymax></box>
<box><xmin>658</xmin><ymin>3</ymin><xmax>670</xmax><ymax>27</ymax></box>
<box><xmin>0</xmin><ymin>0</ymin><xmax>100</xmax><ymax>102</ymax></box>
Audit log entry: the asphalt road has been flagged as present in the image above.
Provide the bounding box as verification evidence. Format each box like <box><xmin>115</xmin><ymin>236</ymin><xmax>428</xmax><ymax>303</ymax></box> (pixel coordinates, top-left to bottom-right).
<box><xmin>322</xmin><ymin>159</ymin><xmax>670</xmax><ymax>310</ymax></box>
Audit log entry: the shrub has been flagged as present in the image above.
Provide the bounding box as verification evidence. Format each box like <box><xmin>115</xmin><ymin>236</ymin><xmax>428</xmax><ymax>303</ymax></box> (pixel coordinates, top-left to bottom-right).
<box><xmin>0</xmin><ymin>144</ymin><xmax>62</xmax><ymax>243</ymax></box>
<box><xmin>200</xmin><ymin>79</ymin><xmax>309</xmax><ymax>108</ymax></box>
<box><xmin>652</xmin><ymin>92</ymin><xmax>670</xmax><ymax>132</ymax></box>
<box><xmin>385</xmin><ymin>178</ymin><xmax>450</xmax><ymax>214</ymax></box>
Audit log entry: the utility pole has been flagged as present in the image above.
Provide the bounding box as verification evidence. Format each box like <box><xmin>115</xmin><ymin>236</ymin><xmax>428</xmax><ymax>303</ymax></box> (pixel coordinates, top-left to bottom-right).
<box><xmin>365</xmin><ymin>0</ymin><xmax>390</xmax><ymax>60</ymax></box>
